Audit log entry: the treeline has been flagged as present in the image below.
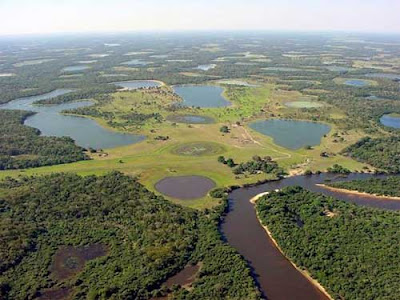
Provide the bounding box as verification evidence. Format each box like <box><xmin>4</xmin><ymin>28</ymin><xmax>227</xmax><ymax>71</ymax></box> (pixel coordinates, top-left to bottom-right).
<box><xmin>35</xmin><ymin>85</ymin><xmax>118</xmax><ymax>105</ymax></box>
<box><xmin>218</xmin><ymin>155</ymin><xmax>285</xmax><ymax>176</ymax></box>
<box><xmin>256</xmin><ymin>186</ymin><xmax>400</xmax><ymax>300</ymax></box>
<box><xmin>0</xmin><ymin>172</ymin><xmax>260</xmax><ymax>299</ymax></box>
<box><xmin>342</xmin><ymin>136</ymin><xmax>400</xmax><ymax>173</ymax></box>
<box><xmin>328</xmin><ymin>176</ymin><xmax>400</xmax><ymax>197</ymax></box>
<box><xmin>0</xmin><ymin>110</ymin><xmax>89</xmax><ymax>170</ymax></box>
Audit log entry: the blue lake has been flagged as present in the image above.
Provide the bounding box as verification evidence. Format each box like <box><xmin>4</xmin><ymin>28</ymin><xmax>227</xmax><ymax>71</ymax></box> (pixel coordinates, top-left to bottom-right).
<box><xmin>380</xmin><ymin>114</ymin><xmax>400</xmax><ymax>129</ymax></box>
<box><xmin>173</xmin><ymin>85</ymin><xmax>231</xmax><ymax>108</ymax></box>
<box><xmin>0</xmin><ymin>89</ymin><xmax>144</xmax><ymax>149</ymax></box>
<box><xmin>249</xmin><ymin>119</ymin><xmax>331</xmax><ymax>150</ymax></box>
<box><xmin>113</xmin><ymin>80</ymin><xmax>162</xmax><ymax>90</ymax></box>
<box><xmin>344</xmin><ymin>79</ymin><xmax>369</xmax><ymax>87</ymax></box>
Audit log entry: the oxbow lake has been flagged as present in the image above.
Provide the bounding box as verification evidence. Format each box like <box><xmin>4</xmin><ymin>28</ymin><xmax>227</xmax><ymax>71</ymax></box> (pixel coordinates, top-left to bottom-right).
<box><xmin>0</xmin><ymin>89</ymin><xmax>144</xmax><ymax>149</ymax></box>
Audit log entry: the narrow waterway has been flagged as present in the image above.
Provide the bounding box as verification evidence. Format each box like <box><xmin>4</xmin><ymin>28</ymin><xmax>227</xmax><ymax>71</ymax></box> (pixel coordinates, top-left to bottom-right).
<box><xmin>221</xmin><ymin>173</ymin><xmax>399</xmax><ymax>300</ymax></box>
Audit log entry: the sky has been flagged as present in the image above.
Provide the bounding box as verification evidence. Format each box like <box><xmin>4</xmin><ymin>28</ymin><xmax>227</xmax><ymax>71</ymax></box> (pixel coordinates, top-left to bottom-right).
<box><xmin>0</xmin><ymin>0</ymin><xmax>399</xmax><ymax>36</ymax></box>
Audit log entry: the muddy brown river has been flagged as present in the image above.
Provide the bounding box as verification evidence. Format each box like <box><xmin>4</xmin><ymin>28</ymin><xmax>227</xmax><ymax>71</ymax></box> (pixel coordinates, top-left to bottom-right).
<box><xmin>221</xmin><ymin>173</ymin><xmax>399</xmax><ymax>300</ymax></box>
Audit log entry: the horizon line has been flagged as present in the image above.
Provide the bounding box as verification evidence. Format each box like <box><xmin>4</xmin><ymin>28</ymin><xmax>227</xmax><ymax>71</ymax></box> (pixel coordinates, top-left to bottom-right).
<box><xmin>1</xmin><ymin>28</ymin><xmax>400</xmax><ymax>39</ymax></box>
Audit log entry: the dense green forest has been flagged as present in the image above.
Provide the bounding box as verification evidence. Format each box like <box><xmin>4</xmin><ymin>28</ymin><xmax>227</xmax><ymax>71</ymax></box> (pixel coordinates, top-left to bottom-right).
<box><xmin>256</xmin><ymin>186</ymin><xmax>400</xmax><ymax>300</ymax></box>
<box><xmin>0</xmin><ymin>172</ymin><xmax>260</xmax><ymax>300</ymax></box>
<box><xmin>0</xmin><ymin>110</ymin><xmax>89</xmax><ymax>170</ymax></box>
<box><xmin>328</xmin><ymin>176</ymin><xmax>400</xmax><ymax>197</ymax></box>
<box><xmin>342</xmin><ymin>136</ymin><xmax>400</xmax><ymax>173</ymax></box>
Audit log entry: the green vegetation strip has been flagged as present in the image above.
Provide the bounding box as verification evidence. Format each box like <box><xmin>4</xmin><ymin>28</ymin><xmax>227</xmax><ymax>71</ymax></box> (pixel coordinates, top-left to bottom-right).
<box><xmin>328</xmin><ymin>176</ymin><xmax>400</xmax><ymax>197</ymax></box>
<box><xmin>256</xmin><ymin>187</ymin><xmax>400</xmax><ymax>300</ymax></box>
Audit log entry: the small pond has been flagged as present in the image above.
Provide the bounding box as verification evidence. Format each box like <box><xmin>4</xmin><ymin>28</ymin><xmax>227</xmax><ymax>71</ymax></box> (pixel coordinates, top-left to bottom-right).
<box><xmin>121</xmin><ymin>59</ymin><xmax>149</xmax><ymax>66</ymax></box>
<box><xmin>166</xmin><ymin>114</ymin><xmax>215</xmax><ymax>124</ymax></box>
<box><xmin>173</xmin><ymin>85</ymin><xmax>231</xmax><ymax>108</ymax></box>
<box><xmin>113</xmin><ymin>80</ymin><xmax>162</xmax><ymax>90</ymax></box>
<box><xmin>196</xmin><ymin>64</ymin><xmax>216</xmax><ymax>71</ymax></box>
<box><xmin>249</xmin><ymin>119</ymin><xmax>331</xmax><ymax>150</ymax></box>
<box><xmin>380</xmin><ymin>114</ymin><xmax>400</xmax><ymax>129</ymax></box>
<box><xmin>344</xmin><ymin>79</ymin><xmax>370</xmax><ymax>87</ymax></box>
<box><xmin>63</xmin><ymin>65</ymin><xmax>90</xmax><ymax>72</ymax></box>
<box><xmin>155</xmin><ymin>175</ymin><xmax>216</xmax><ymax>199</ymax></box>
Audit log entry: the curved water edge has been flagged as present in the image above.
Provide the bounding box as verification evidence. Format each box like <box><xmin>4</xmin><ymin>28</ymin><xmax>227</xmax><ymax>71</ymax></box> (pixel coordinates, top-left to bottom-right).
<box><xmin>172</xmin><ymin>85</ymin><xmax>231</xmax><ymax>108</ymax></box>
<box><xmin>112</xmin><ymin>80</ymin><xmax>163</xmax><ymax>90</ymax></box>
<box><xmin>155</xmin><ymin>175</ymin><xmax>216</xmax><ymax>200</ymax></box>
<box><xmin>221</xmin><ymin>173</ymin><xmax>399</xmax><ymax>300</ymax></box>
<box><xmin>380</xmin><ymin>114</ymin><xmax>400</xmax><ymax>129</ymax></box>
<box><xmin>344</xmin><ymin>79</ymin><xmax>370</xmax><ymax>87</ymax></box>
<box><xmin>166</xmin><ymin>114</ymin><xmax>215</xmax><ymax>124</ymax></box>
<box><xmin>0</xmin><ymin>89</ymin><xmax>145</xmax><ymax>149</ymax></box>
<box><xmin>249</xmin><ymin>119</ymin><xmax>331</xmax><ymax>150</ymax></box>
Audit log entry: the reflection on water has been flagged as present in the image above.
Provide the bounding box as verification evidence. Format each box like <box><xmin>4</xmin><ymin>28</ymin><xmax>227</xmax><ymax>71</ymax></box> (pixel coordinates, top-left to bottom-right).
<box><xmin>173</xmin><ymin>85</ymin><xmax>231</xmax><ymax>108</ymax></box>
<box><xmin>222</xmin><ymin>173</ymin><xmax>398</xmax><ymax>299</ymax></box>
<box><xmin>0</xmin><ymin>89</ymin><xmax>144</xmax><ymax>149</ymax></box>
<box><xmin>250</xmin><ymin>119</ymin><xmax>331</xmax><ymax>150</ymax></box>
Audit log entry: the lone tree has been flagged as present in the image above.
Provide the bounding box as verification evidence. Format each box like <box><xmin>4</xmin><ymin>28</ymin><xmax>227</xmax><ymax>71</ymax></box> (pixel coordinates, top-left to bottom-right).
<box><xmin>220</xmin><ymin>125</ymin><xmax>230</xmax><ymax>133</ymax></box>
<box><xmin>218</xmin><ymin>156</ymin><xmax>226</xmax><ymax>164</ymax></box>
<box><xmin>226</xmin><ymin>158</ymin><xmax>236</xmax><ymax>168</ymax></box>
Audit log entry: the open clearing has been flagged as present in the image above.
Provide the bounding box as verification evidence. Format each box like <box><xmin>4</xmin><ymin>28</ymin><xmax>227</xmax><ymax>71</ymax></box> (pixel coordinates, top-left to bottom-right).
<box><xmin>171</xmin><ymin>141</ymin><xmax>226</xmax><ymax>156</ymax></box>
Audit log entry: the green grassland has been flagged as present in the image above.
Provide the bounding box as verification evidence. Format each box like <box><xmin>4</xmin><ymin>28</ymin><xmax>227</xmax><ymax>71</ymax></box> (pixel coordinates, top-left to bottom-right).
<box><xmin>0</xmin><ymin>80</ymin><xmax>373</xmax><ymax>209</ymax></box>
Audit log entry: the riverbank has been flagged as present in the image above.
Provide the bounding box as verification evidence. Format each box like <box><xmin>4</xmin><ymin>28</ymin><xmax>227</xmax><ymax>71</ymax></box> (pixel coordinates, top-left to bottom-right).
<box><xmin>317</xmin><ymin>184</ymin><xmax>400</xmax><ymax>201</ymax></box>
<box><xmin>251</xmin><ymin>193</ymin><xmax>334</xmax><ymax>300</ymax></box>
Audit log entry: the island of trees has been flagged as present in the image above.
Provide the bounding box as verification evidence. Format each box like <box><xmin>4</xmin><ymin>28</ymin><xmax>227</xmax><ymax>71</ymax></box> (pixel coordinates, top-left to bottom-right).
<box><xmin>328</xmin><ymin>176</ymin><xmax>400</xmax><ymax>197</ymax></box>
<box><xmin>256</xmin><ymin>186</ymin><xmax>400</xmax><ymax>300</ymax></box>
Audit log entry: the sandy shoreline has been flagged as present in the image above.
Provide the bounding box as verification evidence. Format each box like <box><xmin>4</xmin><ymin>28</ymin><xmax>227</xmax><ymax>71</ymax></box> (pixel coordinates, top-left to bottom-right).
<box><xmin>317</xmin><ymin>184</ymin><xmax>400</xmax><ymax>201</ymax></box>
<box><xmin>250</xmin><ymin>193</ymin><xmax>335</xmax><ymax>300</ymax></box>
